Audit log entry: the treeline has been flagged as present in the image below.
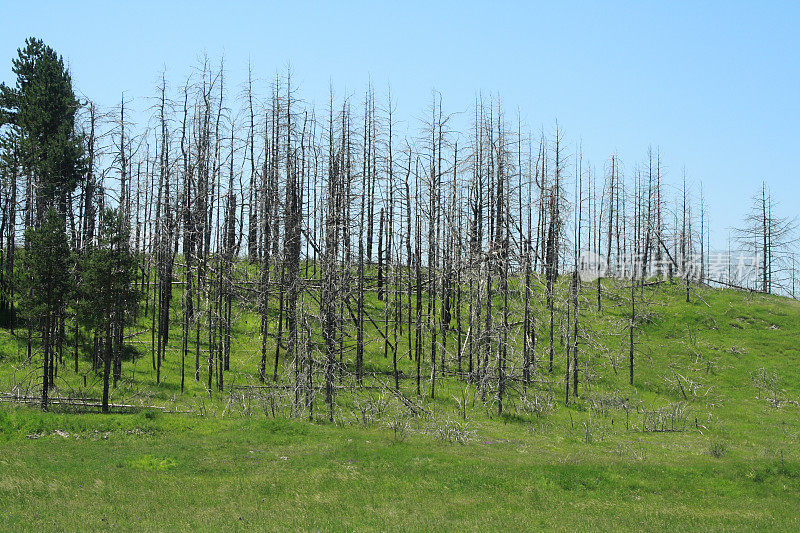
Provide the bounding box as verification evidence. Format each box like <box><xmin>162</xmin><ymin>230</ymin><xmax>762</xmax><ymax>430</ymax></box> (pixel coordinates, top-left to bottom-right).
<box><xmin>0</xmin><ymin>38</ymin><xmax>796</xmax><ymax>416</ymax></box>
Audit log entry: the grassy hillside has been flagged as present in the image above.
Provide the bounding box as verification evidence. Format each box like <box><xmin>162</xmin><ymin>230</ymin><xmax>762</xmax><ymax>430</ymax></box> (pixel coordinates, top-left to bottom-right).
<box><xmin>1</xmin><ymin>279</ymin><xmax>799</xmax><ymax>531</ymax></box>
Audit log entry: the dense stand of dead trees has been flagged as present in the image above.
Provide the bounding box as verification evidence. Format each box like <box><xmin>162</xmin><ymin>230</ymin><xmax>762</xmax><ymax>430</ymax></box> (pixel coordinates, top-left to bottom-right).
<box><xmin>1</xmin><ymin>57</ymin><xmax>797</xmax><ymax>417</ymax></box>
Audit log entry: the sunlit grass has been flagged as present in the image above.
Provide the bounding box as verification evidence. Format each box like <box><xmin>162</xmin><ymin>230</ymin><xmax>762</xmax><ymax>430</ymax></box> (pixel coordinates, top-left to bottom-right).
<box><xmin>1</xmin><ymin>273</ymin><xmax>799</xmax><ymax>530</ymax></box>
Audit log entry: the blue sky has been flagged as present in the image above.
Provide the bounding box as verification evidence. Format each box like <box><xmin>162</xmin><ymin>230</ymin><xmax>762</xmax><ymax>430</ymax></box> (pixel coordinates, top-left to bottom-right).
<box><xmin>2</xmin><ymin>1</ymin><xmax>798</xmax><ymax>249</ymax></box>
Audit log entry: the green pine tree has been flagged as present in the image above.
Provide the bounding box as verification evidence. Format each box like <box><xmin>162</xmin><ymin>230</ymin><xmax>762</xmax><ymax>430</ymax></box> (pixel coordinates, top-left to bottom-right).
<box><xmin>21</xmin><ymin>208</ymin><xmax>72</xmax><ymax>410</ymax></box>
<box><xmin>78</xmin><ymin>209</ymin><xmax>139</xmax><ymax>413</ymax></box>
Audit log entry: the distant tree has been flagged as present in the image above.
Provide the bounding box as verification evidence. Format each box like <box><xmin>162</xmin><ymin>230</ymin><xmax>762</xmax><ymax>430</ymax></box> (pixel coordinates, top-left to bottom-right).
<box><xmin>20</xmin><ymin>208</ymin><xmax>72</xmax><ymax>410</ymax></box>
<box><xmin>78</xmin><ymin>209</ymin><xmax>139</xmax><ymax>413</ymax></box>
<box><xmin>735</xmin><ymin>182</ymin><xmax>797</xmax><ymax>293</ymax></box>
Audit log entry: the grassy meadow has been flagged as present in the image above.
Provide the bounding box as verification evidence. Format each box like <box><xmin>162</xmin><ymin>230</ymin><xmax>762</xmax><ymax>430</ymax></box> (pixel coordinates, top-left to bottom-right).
<box><xmin>1</xmin><ymin>275</ymin><xmax>799</xmax><ymax>531</ymax></box>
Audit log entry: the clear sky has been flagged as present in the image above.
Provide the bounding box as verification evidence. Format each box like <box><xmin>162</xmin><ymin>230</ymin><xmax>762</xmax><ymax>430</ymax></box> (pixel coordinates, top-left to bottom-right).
<box><xmin>2</xmin><ymin>1</ymin><xmax>798</xmax><ymax>249</ymax></box>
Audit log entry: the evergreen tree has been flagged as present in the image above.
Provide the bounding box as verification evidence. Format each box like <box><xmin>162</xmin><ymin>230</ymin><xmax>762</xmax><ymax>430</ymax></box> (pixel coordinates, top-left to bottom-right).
<box><xmin>21</xmin><ymin>208</ymin><xmax>72</xmax><ymax>410</ymax></box>
<box><xmin>78</xmin><ymin>209</ymin><xmax>139</xmax><ymax>412</ymax></box>
<box><xmin>0</xmin><ymin>38</ymin><xmax>85</xmax><ymax>335</ymax></box>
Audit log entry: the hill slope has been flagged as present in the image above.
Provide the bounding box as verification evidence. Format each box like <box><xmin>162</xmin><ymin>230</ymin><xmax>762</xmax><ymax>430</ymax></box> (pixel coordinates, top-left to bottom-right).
<box><xmin>1</xmin><ymin>281</ymin><xmax>799</xmax><ymax>531</ymax></box>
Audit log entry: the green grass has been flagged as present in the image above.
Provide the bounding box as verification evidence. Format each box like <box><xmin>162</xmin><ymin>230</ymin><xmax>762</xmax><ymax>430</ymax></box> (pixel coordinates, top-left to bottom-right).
<box><xmin>1</xmin><ymin>275</ymin><xmax>799</xmax><ymax>531</ymax></box>
<box><xmin>1</xmin><ymin>407</ymin><xmax>798</xmax><ymax>531</ymax></box>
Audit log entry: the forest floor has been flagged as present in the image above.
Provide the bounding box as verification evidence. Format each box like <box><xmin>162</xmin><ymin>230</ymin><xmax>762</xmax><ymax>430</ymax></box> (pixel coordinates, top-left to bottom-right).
<box><xmin>1</xmin><ymin>279</ymin><xmax>799</xmax><ymax>531</ymax></box>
